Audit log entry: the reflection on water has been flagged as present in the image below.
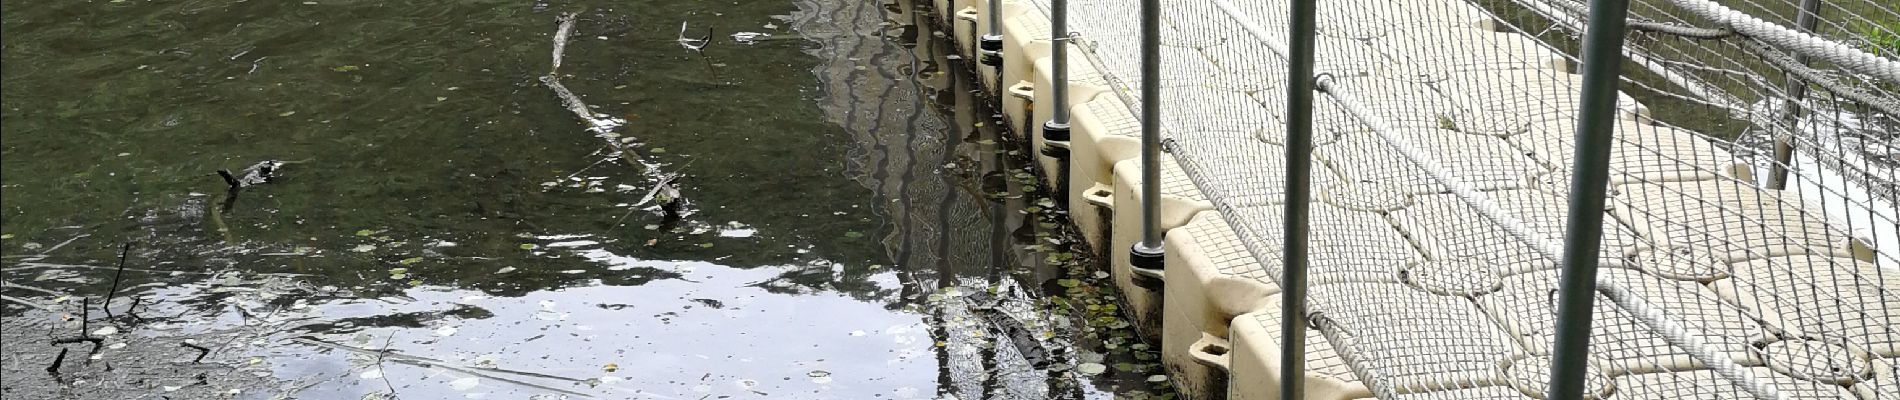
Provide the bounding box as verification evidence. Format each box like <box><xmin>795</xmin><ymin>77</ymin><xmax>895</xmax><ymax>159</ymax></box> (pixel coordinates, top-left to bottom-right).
<box><xmin>2</xmin><ymin>0</ymin><xmax>1164</xmax><ymax>398</ymax></box>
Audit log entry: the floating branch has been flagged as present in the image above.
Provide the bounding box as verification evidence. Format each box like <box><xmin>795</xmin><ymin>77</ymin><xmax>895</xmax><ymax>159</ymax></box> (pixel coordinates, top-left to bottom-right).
<box><xmin>541</xmin><ymin>12</ymin><xmax>690</xmax><ymax>220</ymax></box>
<box><xmin>551</xmin><ymin>12</ymin><xmax>577</xmax><ymax>74</ymax></box>
<box><xmin>1</xmin><ymin>294</ymin><xmax>55</xmax><ymax>312</ymax></box>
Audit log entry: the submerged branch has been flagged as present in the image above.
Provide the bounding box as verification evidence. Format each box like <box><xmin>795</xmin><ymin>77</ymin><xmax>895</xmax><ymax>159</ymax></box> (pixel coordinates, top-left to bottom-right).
<box><xmin>289</xmin><ymin>337</ymin><xmax>596</xmax><ymax>397</ymax></box>
<box><xmin>551</xmin><ymin>12</ymin><xmax>577</xmax><ymax>74</ymax></box>
<box><xmin>539</xmin><ymin>12</ymin><xmax>689</xmax><ymax>221</ymax></box>
<box><xmin>1</xmin><ymin>294</ymin><xmax>55</xmax><ymax>312</ymax></box>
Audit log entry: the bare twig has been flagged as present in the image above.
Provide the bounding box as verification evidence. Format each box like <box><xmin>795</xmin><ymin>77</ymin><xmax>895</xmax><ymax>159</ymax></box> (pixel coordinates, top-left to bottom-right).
<box><xmin>375</xmin><ymin>332</ymin><xmax>398</xmax><ymax>397</ymax></box>
<box><xmin>289</xmin><ymin>336</ymin><xmax>596</xmax><ymax>398</ymax></box>
<box><xmin>1</xmin><ymin>294</ymin><xmax>55</xmax><ymax>312</ymax></box>
<box><xmin>51</xmin><ymin>297</ymin><xmax>105</xmax><ymax>354</ymax></box>
<box><xmin>1</xmin><ymin>262</ymin><xmax>217</xmax><ymax>275</ymax></box>
<box><xmin>104</xmin><ymin>243</ymin><xmax>131</xmax><ymax>317</ymax></box>
<box><xmin>33</xmin><ymin>233</ymin><xmax>90</xmax><ymax>259</ymax></box>
<box><xmin>1</xmin><ymin>282</ymin><xmax>62</xmax><ymax>296</ymax></box>
<box><xmin>46</xmin><ymin>348</ymin><xmax>68</xmax><ymax>374</ymax></box>
<box><xmin>181</xmin><ymin>342</ymin><xmax>211</xmax><ymax>363</ymax></box>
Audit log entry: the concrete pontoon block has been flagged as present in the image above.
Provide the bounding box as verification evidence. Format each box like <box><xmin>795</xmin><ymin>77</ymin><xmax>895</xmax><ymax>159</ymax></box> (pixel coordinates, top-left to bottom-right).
<box><xmin>1029</xmin><ymin>48</ymin><xmax>1111</xmax><ymax>189</ymax></box>
<box><xmin>1476</xmin><ymin>269</ymin><xmax>1769</xmax><ymax>374</ymax></box>
<box><xmin>1433</xmin><ymin>69</ymin><xmax>1647</xmax><ymax>137</ymax></box>
<box><xmin>1389</xmin><ymin>189</ymin><xmax>1640</xmax><ymax>275</ymax></box>
<box><xmin>1375</xmin><ymin>387</ymin><xmax>1530</xmax><ymax>399</ymax></box>
<box><xmin>1161</xmin><ymin>87</ymin><xmax>1278</xmax><ymax>136</ymax></box>
<box><xmin>999</xmin><ymin>11</ymin><xmax>1053</xmax><ymax>137</ymax></box>
<box><xmin>1158</xmin><ymin>211</ymin><xmax>1280</xmax><ymax>400</ymax></box>
<box><xmin>1164</xmin><ymin>130</ymin><xmax>1343</xmax><ymax>208</ymax></box>
<box><xmin>1162</xmin><ymin>211</ymin><xmax>1276</xmax><ymax>400</ymax></box>
<box><xmin>1374</xmin><ymin>26</ymin><xmax>1568</xmax><ymax>81</ymax></box>
<box><xmin>1229</xmin><ymin>297</ymin><xmax>1369</xmax><ymax>400</ymax></box>
<box><xmin>1109</xmin><ymin>154</ymin><xmax>1213</xmax><ymax>342</ymax></box>
<box><xmin>975</xmin><ymin>0</ymin><xmax>1033</xmax><ymax>90</ymax></box>
<box><xmin>1224</xmin><ymin>201</ymin><xmax>1419</xmax><ymax>285</ymax></box>
<box><xmin>1066</xmin><ymin>95</ymin><xmax>1140</xmax><ymax>248</ymax></box>
<box><xmin>1165</xmin><ymin>211</ymin><xmax>1280</xmax><ymax>324</ymax></box>
<box><xmin>1710</xmin><ymin>255</ymin><xmax>1900</xmax><ymax>357</ymax></box>
<box><xmin>1856</xmin><ymin>357</ymin><xmax>1898</xmax><ymax>400</ymax></box>
<box><xmin>1253</xmin><ymin>76</ymin><xmax>1465</xmax><ymax>145</ymax></box>
<box><xmin>1510</xmin><ymin>119</ymin><xmax>1740</xmax><ymax>184</ymax></box>
<box><xmin>1611</xmin><ymin>180</ymin><xmax>1864</xmax><ymax>262</ymax></box>
<box><xmin>1224</xmin><ymin>0</ymin><xmax>1492</xmax><ymax>41</ymax></box>
<box><xmin>1316</xmin><ymin>130</ymin><xmax>1547</xmax><ymax>196</ymax></box>
<box><xmin>1613</xmin><ymin>368</ymin><xmax>1861</xmax><ymax>399</ymax></box>
<box><xmin>1306</xmin><ymin>283</ymin><xmax>1523</xmax><ymax>394</ymax></box>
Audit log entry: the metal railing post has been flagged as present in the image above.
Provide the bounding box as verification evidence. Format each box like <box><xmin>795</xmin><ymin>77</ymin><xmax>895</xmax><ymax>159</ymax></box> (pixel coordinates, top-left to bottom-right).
<box><xmin>980</xmin><ymin>0</ymin><xmax>1005</xmax><ymax>68</ymax></box>
<box><xmin>1767</xmin><ymin>0</ymin><xmax>1822</xmax><ymax>189</ymax></box>
<box><xmin>1280</xmin><ymin>0</ymin><xmax>1318</xmax><ymax>398</ymax></box>
<box><xmin>1549</xmin><ymin>0</ymin><xmax>1633</xmax><ymax>398</ymax></box>
<box><xmin>1041</xmin><ymin>0</ymin><xmax>1074</xmax><ymax>156</ymax></box>
<box><xmin>1128</xmin><ymin>0</ymin><xmax>1166</xmax><ymax>276</ymax></box>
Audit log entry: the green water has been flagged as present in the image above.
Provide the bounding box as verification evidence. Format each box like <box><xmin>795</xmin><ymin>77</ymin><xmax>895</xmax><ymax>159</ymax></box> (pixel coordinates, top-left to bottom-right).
<box><xmin>1</xmin><ymin>0</ymin><xmax>1170</xmax><ymax>399</ymax></box>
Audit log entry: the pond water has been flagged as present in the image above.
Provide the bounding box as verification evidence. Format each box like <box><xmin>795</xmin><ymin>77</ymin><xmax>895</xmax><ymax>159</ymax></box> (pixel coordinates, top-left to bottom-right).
<box><xmin>0</xmin><ymin>0</ymin><xmax>1170</xmax><ymax>399</ymax></box>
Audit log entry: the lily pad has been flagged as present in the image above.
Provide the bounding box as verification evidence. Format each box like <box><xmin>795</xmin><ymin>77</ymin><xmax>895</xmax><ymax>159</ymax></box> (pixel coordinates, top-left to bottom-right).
<box><xmin>1077</xmin><ymin>362</ymin><xmax>1108</xmax><ymax>375</ymax></box>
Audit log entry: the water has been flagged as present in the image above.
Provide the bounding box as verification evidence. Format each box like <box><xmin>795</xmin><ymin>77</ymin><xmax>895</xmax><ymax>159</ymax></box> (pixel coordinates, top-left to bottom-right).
<box><xmin>1</xmin><ymin>0</ymin><xmax>1170</xmax><ymax>399</ymax></box>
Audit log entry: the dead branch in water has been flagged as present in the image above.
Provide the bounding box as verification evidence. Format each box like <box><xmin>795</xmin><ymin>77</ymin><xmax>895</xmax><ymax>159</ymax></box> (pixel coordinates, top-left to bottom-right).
<box><xmin>1</xmin><ymin>294</ymin><xmax>55</xmax><ymax>312</ymax></box>
<box><xmin>103</xmin><ymin>243</ymin><xmax>130</xmax><ymax>317</ymax></box>
<box><xmin>551</xmin><ymin>12</ymin><xmax>577</xmax><ymax>74</ymax></box>
<box><xmin>542</xmin><ymin>12</ymin><xmax>687</xmax><ymax>220</ymax></box>
<box><xmin>290</xmin><ymin>337</ymin><xmax>596</xmax><ymax>398</ymax></box>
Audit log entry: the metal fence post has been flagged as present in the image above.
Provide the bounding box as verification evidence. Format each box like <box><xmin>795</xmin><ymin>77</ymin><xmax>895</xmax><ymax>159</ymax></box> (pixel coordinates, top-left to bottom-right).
<box><xmin>1041</xmin><ymin>0</ymin><xmax>1071</xmax><ymax>142</ymax></box>
<box><xmin>980</xmin><ymin>0</ymin><xmax>1005</xmax><ymax>68</ymax></box>
<box><xmin>1767</xmin><ymin>0</ymin><xmax>1822</xmax><ymax>189</ymax></box>
<box><xmin>1128</xmin><ymin>0</ymin><xmax>1166</xmax><ymax>277</ymax></box>
<box><xmin>1041</xmin><ymin>0</ymin><xmax>1073</xmax><ymax>151</ymax></box>
<box><xmin>1280</xmin><ymin>0</ymin><xmax>1318</xmax><ymax>398</ymax></box>
<box><xmin>1549</xmin><ymin>0</ymin><xmax>1633</xmax><ymax>398</ymax></box>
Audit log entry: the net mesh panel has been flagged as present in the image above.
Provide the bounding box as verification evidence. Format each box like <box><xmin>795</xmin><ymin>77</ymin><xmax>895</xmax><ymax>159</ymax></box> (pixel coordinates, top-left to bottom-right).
<box><xmin>1056</xmin><ymin>0</ymin><xmax>1898</xmax><ymax>398</ymax></box>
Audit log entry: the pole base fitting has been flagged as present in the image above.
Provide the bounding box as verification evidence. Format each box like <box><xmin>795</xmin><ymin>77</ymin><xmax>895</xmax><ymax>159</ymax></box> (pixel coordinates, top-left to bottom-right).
<box><xmin>979</xmin><ymin>35</ymin><xmax>1004</xmax><ymax>67</ymax></box>
<box><xmin>1129</xmin><ymin>244</ymin><xmax>1166</xmax><ymax>288</ymax></box>
<box><xmin>1040</xmin><ymin>142</ymin><xmax>1071</xmax><ymax>158</ymax></box>
<box><xmin>1041</xmin><ymin>121</ymin><xmax>1071</xmax><ymax>142</ymax></box>
<box><xmin>979</xmin><ymin>35</ymin><xmax>1004</xmax><ymax>51</ymax></box>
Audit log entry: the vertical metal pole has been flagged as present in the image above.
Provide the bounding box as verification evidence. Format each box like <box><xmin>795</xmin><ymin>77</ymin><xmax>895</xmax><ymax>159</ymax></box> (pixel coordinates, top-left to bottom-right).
<box><xmin>1549</xmin><ymin>0</ymin><xmax>1632</xmax><ymax>398</ymax></box>
<box><xmin>1280</xmin><ymin>0</ymin><xmax>1318</xmax><ymax>399</ymax></box>
<box><xmin>1041</xmin><ymin>0</ymin><xmax>1074</xmax><ymax>151</ymax></box>
<box><xmin>1128</xmin><ymin>0</ymin><xmax>1166</xmax><ymax>272</ymax></box>
<box><xmin>1767</xmin><ymin>0</ymin><xmax>1822</xmax><ymax>189</ymax></box>
<box><xmin>980</xmin><ymin>0</ymin><xmax>1005</xmax><ymax>68</ymax></box>
<box><xmin>1049</xmin><ymin>0</ymin><xmax>1071</xmax><ymax>127</ymax></box>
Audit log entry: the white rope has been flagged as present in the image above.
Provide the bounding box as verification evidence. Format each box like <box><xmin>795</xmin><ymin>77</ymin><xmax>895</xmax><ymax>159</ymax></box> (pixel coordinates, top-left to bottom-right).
<box><xmin>1207</xmin><ymin>0</ymin><xmax>1291</xmax><ymax>58</ymax></box>
<box><xmin>1596</xmin><ymin>283</ymin><xmax>1788</xmax><ymax>400</ymax></box>
<box><xmin>1666</xmin><ymin>0</ymin><xmax>1900</xmax><ymax>82</ymax></box>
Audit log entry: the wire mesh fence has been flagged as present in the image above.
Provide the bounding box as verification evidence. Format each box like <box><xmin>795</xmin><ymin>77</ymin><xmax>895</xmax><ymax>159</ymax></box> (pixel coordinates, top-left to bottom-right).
<box><xmin>1034</xmin><ymin>0</ymin><xmax>1898</xmax><ymax>398</ymax></box>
